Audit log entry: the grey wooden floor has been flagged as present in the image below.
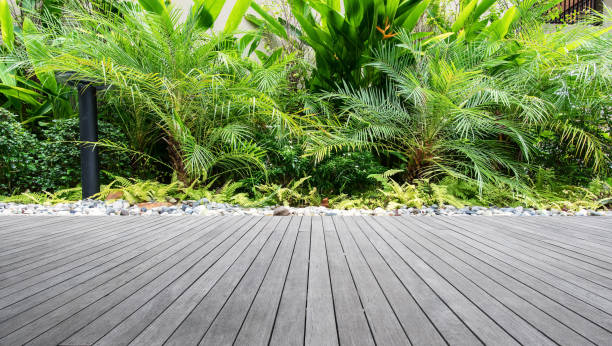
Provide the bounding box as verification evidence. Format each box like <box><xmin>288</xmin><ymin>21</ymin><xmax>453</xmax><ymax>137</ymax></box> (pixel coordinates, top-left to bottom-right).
<box><xmin>0</xmin><ymin>216</ymin><xmax>611</xmax><ymax>346</ymax></box>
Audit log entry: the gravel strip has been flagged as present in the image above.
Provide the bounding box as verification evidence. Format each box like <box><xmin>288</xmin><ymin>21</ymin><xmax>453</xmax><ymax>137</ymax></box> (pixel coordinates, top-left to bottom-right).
<box><xmin>0</xmin><ymin>199</ymin><xmax>610</xmax><ymax>217</ymax></box>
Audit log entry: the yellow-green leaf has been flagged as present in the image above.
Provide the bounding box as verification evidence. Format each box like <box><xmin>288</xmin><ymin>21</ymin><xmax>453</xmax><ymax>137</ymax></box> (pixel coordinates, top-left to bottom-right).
<box><xmin>0</xmin><ymin>0</ymin><xmax>14</xmax><ymax>51</ymax></box>
<box><xmin>137</xmin><ymin>0</ymin><xmax>165</xmax><ymax>14</ymax></box>
<box><xmin>451</xmin><ymin>0</ymin><xmax>478</xmax><ymax>32</ymax></box>
<box><xmin>225</xmin><ymin>0</ymin><xmax>252</xmax><ymax>33</ymax></box>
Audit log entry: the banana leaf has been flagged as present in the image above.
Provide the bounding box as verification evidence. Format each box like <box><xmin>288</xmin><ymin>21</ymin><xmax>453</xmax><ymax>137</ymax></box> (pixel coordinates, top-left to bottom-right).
<box><xmin>0</xmin><ymin>0</ymin><xmax>14</xmax><ymax>51</ymax></box>
<box><xmin>137</xmin><ymin>0</ymin><xmax>165</xmax><ymax>14</ymax></box>
<box><xmin>250</xmin><ymin>2</ymin><xmax>287</xmax><ymax>39</ymax></box>
<box><xmin>225</xmin><ymin>0</ymin><xmax>252</xmax><ymax>33</ymax></box>
<box><xmin>0</xmin><ymin>84</ymin><xmax>41</xmax><ymax>106</ymax></box>
<box><xmin>452</xmin><ymin>0</ymin><xmax>479</xmax><ymax>32</ymax></box>
<box><xmin>190</xmin><ymin>0</ymin><xmax>226</xmax><ymax>30</ymax></box>
<box><xmin>22</xmin><ymin>18</ymin><xmax>58</xmax><ymax>95</ymax></box>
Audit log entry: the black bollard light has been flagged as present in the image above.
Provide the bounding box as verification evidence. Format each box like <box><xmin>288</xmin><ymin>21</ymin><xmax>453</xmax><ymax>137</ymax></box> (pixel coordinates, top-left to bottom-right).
<box><xmin>77</xmin><ymin>83</ymin><xmax>100</xmax><ymax>199</ymax></box>
<box><xmin>57</xmin><ymin>72</ymin><xmax>107</xmax><ymax>200</ymax></box>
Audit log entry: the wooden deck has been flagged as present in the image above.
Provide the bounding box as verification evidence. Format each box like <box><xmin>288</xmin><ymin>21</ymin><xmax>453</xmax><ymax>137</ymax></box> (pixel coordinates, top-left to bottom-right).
<box><xmin>0</xmin><ymin>216</ymin><xmax>611</xmax><ymax>346</ymax></box>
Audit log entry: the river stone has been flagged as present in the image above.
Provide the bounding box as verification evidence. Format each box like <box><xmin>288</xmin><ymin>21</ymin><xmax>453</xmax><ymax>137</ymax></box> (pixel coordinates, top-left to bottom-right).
<box><xmin>273</xmin><ymin>207</ymin><xmax>291</xmax><ymax>216</ymax></box>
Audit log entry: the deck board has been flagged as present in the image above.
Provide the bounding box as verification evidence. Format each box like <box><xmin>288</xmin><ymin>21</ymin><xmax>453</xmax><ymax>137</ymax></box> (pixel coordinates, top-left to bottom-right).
<box><xmin>0</xmin><ymin>215</ymin><xmax>610</xmax><ymax>346</ymax></box>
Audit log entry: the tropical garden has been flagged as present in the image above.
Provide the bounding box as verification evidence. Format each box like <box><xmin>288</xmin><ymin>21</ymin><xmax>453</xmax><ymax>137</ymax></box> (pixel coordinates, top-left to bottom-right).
<box><xmin>0</xmin><ymin>0</ymin><xmax>611</xmax><ymax>212</ymax></box>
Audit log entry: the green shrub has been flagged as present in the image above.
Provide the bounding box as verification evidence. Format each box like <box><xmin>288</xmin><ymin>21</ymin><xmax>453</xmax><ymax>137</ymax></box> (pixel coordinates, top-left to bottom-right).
<box><xmin>38</xmin><ymin>118</ymin><xmax>133</xmax><ymax>191</ymax></box>
<box><xmin>311</xmin><ymin>152</ymin><xmax>386</xmax><ymax>194</ymax></box>
<box><xmin>245</xmin><ymin>134</ymin><xmax>385</xmax><ymax>195</ymax></box>
<box><xmin>0</xmin><ymin>114</ymin><xmax>40</xmax><ymax>195</ymax></box>
<box><xmin>0</xmin><ymin>112</ymin><xmax>133</xmax><ymax>195</ymax></box>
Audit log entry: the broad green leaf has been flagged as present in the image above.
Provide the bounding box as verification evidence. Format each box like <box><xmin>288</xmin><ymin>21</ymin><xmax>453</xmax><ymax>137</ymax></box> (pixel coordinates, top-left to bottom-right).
<box><xmin>344</xmin><ymin>0</ymin><xmax>364</xmax><ymax>25</ymax></box>
<box><xmin>451</xmin><ymin>0</ymin><xmax>478</xmax><ymax>32</ymax></box>
<box><xmin>191</xmin><ymin>0</ymin><xmax>227</xmax><ymax>29</ymax></box>
<box><xmin>472</xmin><ymin>0</ymin><xmax>496</xmax><ymax>22</ymax></box>
<box><xmin>0</xmin><ymin>62</ymin><xmax>15</xmax><ymax>86</ymax></box>
<box><xmin>400</xmin><ymin>0</ymin><xmax>431</xmax><ymax>32</ymax></box>
<box><xmin>244</xmin><ymin>13</ymin><xmax>264</xmax><ymax>27</ymax></box>
<box><xmin>0</xmin><ymin>0</ymin><xmax>14</xmax><ymax>51</ymax></box>
<box><xmin>482</xmin><ymin>6</ymin><xmax>517</xmax><ymax>39</ymax></box>
<box><xmin>137</xmin><ymin>0</ymin><xmax>165</xmax><ymax>14</ymax></box>
<box><xmin>254</xmin><ymin>50</ymin><xmax>269</xmax><ymax>62</ymax></box>
<box><xmin>0</xmin><ymin>84</ymin><xmax>41</xmax><ymax>106</ymax></box>
<box><xmin>385</xmin><ymin>0</ymin><xmax>401</xmax><ymax>20</ymax></box>
<box><xmin>250</xmin><ymin>2</ymin><xmax>288</xmax><ymax>39</ymax></box>
<box><xmin>264</xmin><ymin>47</ymin><xmax>283</xmax><ymax>67</ymax></box>
<box><xmin>422</xmin><ymin>32</ymin><xmax>454</xmax><ymax>46</ymax></box>
<box><xmin>288</xmin><ymin>0</ymin><xmax>323</xmax><ymax>43</ymax></box>
<box><xmin>22</xmin><ymin>18</ymin><xmax>58</xmax><ymax>94</ymax></box>
<box><xmin>224</xmin><ymin>0</ymin><xmax>252</xmax><ymax>33</ymax></box>
<box><xmin>328</xmin><ymin>0</ymin><xmax>341</xmax><ymax>12</ymax></box>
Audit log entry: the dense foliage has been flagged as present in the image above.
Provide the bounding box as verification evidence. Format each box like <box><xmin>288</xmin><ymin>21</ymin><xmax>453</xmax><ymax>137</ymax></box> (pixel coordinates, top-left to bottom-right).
<box><xmin>0</xmin><ymin>0</ymin><xmax>610</xmax><ymax>210</ymax></box>
<box><xmin>0</xmin><ymin>110</ymin><xmax>132</xmax><ymax>194</ymax></box>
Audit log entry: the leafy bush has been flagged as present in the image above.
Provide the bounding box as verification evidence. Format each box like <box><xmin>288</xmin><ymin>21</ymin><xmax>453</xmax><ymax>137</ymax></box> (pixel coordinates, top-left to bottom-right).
<box><xmin>37</xmin><ymin>118</ymin><xmax>133</xmax><ymax>191</ymax></box>
<box><xmin>246</xmin><ymin>134</ymin><xmax>385</xmax><ymax>195</ymax></box>
<box><xmin>0</xmin><ymin>113</ymin><xmax>40</xmax><ymax>195</ymax></box>
<box><xmin>311</xmin><ymin>152</ymin><xmax>386</xmax><ymax>194</ymax></box>
<box><xmin>0</xmin><ymin>112</ymin><xmax>132</xmax><ymax>195</ymax></box>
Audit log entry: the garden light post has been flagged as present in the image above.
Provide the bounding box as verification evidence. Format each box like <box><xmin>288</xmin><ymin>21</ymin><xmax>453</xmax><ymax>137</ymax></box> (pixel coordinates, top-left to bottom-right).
<box><xmin>77</xmin><ymin>83</ymin><xmax>99</xmax><ymax>200</ymax></box>
<box><xmin>58</xmin><ymin>72</ymin><xmax>105</xmax><ymax>200</ymax></box>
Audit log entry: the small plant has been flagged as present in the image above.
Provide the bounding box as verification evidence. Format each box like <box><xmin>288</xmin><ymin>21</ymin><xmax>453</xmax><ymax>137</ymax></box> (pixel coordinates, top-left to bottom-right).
<box><xmin>255</xmin><ymin>176</ymin><xmax>320</xmax><ymax>207</ymax></box>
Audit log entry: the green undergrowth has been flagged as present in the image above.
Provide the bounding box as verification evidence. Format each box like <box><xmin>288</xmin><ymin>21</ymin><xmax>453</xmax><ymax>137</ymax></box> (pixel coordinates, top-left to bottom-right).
<box><xmin>1</xmin><ymin>175</ymin><xmax>610</xmax><ymax>211</ymax></box>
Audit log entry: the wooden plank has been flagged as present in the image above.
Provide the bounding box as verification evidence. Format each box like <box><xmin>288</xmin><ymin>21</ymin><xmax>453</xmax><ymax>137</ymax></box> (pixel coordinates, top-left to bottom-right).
<box><xmin>0</xmin><ymin>217</ymin><xmax>176</xmax><ymax>303</ymax></box>
<box><xmin>126</xmin><ymin>217</ymin><xmax>276</xmax><ymax>346</ymax></box>
<box><xmin>0</xmin><ymin>220</ymin><xmax>103</xmax><ymax>253</ymax></box>
<box><xmin>304</xmin><ymin>216</ymin><xmax>338</xmax><ymax>346</ymax></box>
<box><xmin>365</xmin><ymin>217</ymin><xmax>513</xmax><ymax>345</ymax></box>
<box><xmin>0</xmin><ymin>218</ymin><xmax>176</xmax><ymax>286</ymax></box>
<box><xmin>0</xmin><ymin>217</ymin><xmax>164</xmax><ymax>286</ymax></box>
<box><xmin>344</xmin><ymin>217</ymin><xmax>445</xmax><ymax>345</ymax></box>
<box><xmin>477</xmin><ymin>218</ymin><xmax>612</xmax><ymax>271</ymax></box>
<box><xmin>392</xmin><ymin>217</ymin><xmax>596</xmax><ymax>345</ymax></box>
<box><xmin>0</xmin><ymin>216</ymin><xmax>98</xmax><ymax>235</ymax></box>
<box><xmin>482</xmin><ymin>217</ymin><xmax>612</xmax><ymax>259</ymax></box>
<box><xmin>359</xmin><ymin>216</ymin><xmax>481</xmax><ymax>345</ymax></box>
<box><xmin>426</xmin><ymin>223</ymin><xmax>612</xmax><ymax>332</ymax></box>
<box><xmin>0</xmin><ymin>217</ymin><xmax>118</xmax><ymax>251</ymax></box>
<box><xmin>467</xmin><ymin>218</ymin><xmax>612</xmax><ymax>280</ymax></box>
<box><xmin>378</xmin><ymin>217</ymin><xmax>554</xmax><ymax>345</ymax></box>
<box><xmin>0</xmin><ymin>217</ymin><xmax>145</xmax><ymax>268</ymax></box>
<box><xmin>405</xmin><ymin>217</ymin><xmax>612</xmax><ymax>345</ymax></box>
<box><xmin>0</xmin><ymin>218</ymin><xmax>220</xmax><ymax>327</ymax></box>
<box><xmin>0</xmin><ymin>215</ymin><xmax>610</xmax><ymax>346</ymax></box>
<box><xmin>434</xmin><ymin>217</ymin><xmax>612</xmax><ymax>299</ymax></box>
<box><xmin>0</xmin><ymin>217</ymin><xmax>86</xmax><ymax>239</ymax></box>
<box><xmin>429</xmin><ymin>217</ymin><xmax>612</xmax><ymax>313</ymax></box>
<box><xmin>60</xmin><ymin>216</ymin><xmax>262</xmax><ymax>346</ymax></box>
<box><xmin>332</xmin><ymin>217</ymin><xmax>410</xmax><ymax>345</ymax></box>
<box><xmin>233</xmin><ymin>217</ymin><xmax>302</xmax><ymax>346</ymax></box>
<box><xmin>0</xmin><ymin>217</ymin><xmax>217</xmax><ymax>341</ymax></box>
<box><xmin>266</xmin><ymin>217</ymin><xmax>311</xmax><ymax>346</ymax></box>
<box><xmin>321</xmin><ymin>216</ymin><xmax>375</xmax><ymax>346</ymax></box>
<box><xmin>198</xmin><ymin>217</ymin><xmax>293</xmax><ymax>345</ymax></box>
<box><xmin>0</xmin><ymin>216</ymin><xmax>246</xmax><ymax>345</ymax></box>
<box><xmin>515</xmin><ymin>217</ymin><xmax>612</xmax><ymax>243</ymax></box>
<box><xmin>0</xmin><ymin>220</ymin><xmax>151</xmax><ymax>272</ymax></box>
<box><xmin>535</xmin><ymin>217</ymin><xmax>612</xmax><ymax>234</ymax></box>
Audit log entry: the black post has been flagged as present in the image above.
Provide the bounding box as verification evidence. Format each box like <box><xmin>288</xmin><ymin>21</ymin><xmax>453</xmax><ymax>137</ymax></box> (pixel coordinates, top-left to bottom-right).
<box><xmin>78</xmin><ymin>84</ymin><xmax>100</xmax><ymax>199</ymax></box>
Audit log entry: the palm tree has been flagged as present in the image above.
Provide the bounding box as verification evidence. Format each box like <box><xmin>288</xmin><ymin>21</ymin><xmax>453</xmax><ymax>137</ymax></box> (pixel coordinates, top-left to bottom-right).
<box><xmin>40</xmin><ymin>2</ymin><xmax>302</xmax><ymax>183</ymax></box>
<box><xmin>306</xmin><ymin>36</ymin><xmax>550</xmax><ymax>192</ymax></box>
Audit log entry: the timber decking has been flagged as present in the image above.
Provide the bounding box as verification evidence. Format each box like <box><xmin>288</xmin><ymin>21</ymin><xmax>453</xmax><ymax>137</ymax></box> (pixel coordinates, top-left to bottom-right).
<box><xmin>0</xmin><ymin>216</ymin><xmax>611</xmax><ymax>346</ymax></box>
